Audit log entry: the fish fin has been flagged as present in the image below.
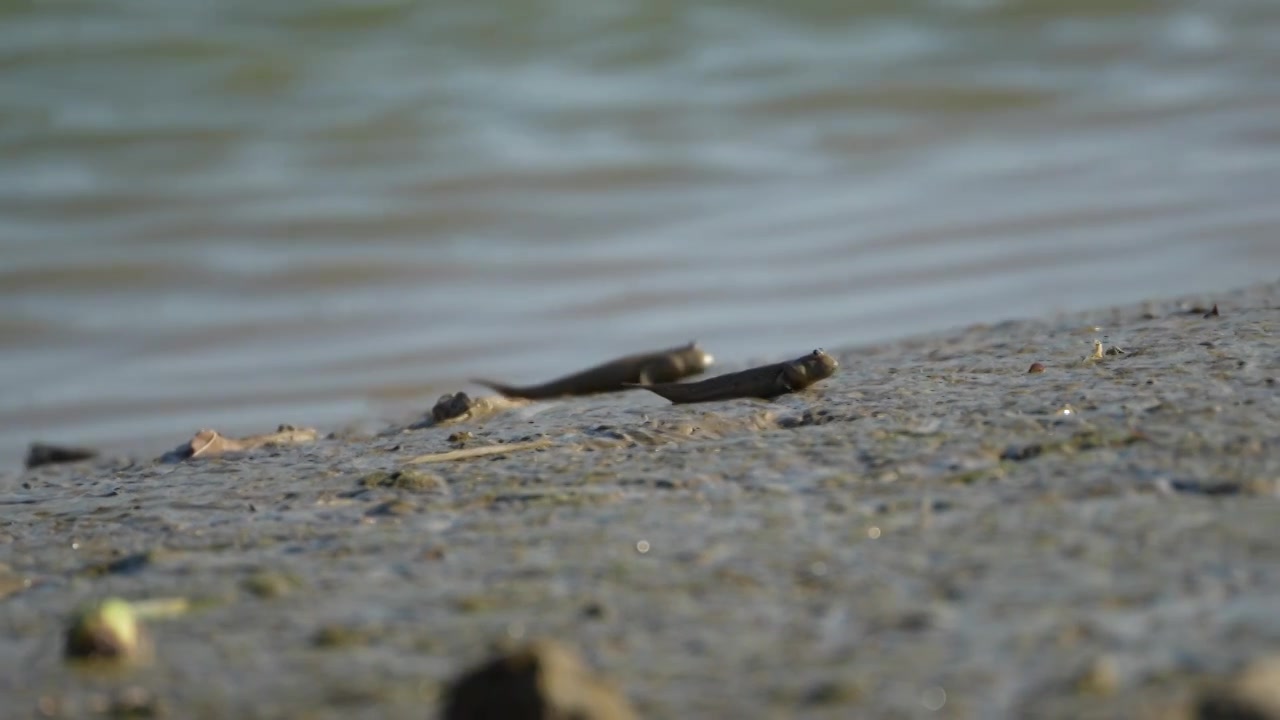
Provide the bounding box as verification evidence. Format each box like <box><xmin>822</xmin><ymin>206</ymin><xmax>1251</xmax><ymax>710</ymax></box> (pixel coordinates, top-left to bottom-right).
<box><xmin>775</xmin><ymin>370</ymin><xmax>797</xmax><ymax>392</ymax></box>
<box><xmin>646</xmin><ymin>354</ymin><xmax>692</xmax><ymax>384</ymax></box>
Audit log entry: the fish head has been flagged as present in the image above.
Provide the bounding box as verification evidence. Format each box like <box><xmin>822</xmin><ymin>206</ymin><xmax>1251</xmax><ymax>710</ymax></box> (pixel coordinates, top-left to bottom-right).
<box><xmin>800</xmin><ymin>348</ymin><xmax>838</xmax><ymax>380</ymax></box>
<box><xmin>683</xmin><ymin>341</ymin><xmax>715</xmax><ymax>371</ymax></box>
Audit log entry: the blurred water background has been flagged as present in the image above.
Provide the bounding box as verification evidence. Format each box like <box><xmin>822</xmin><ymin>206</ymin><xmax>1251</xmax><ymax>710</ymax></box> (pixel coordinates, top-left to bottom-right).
<box><xmin>2</xmin><ymin>0</ymin><xmax>1279</xmax><ymax>467</ymax></box>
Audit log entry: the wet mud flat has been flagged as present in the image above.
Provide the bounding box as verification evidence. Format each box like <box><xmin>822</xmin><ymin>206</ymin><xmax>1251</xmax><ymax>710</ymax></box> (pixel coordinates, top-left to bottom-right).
<box><xmin>2</xmin><ymin>282</ymin><xmax>1279</xmax><ymax>719</ymax></box>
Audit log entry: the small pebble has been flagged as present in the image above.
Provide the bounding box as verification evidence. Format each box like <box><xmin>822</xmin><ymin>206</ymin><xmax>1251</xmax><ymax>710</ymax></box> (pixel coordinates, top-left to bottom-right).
<box><xmin>110</xmin><ymin>686</ymin><xmax>160</xmax><ymax>717</ymax></box>
<box><xmin>241</xmin><ymin>570</ymin><xmax>298</xmax><ymax>599</ymax></box>
<box><xmin>64</xmin><ymin>598</ymin><xmax>149</xmax><ymax>665</ymax></box>
<box><xmin>367</xmin><ymin>500</ymin><xmax>416</xmax><ymax>517</ymax></box>
<box><xmin>1075</xmin><ymin>654</ymin><xmax>1120</xmax><ymax>696</ymax></box>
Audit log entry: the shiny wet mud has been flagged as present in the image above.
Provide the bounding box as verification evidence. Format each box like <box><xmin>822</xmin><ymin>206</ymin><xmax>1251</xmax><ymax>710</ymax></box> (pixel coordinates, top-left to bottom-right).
<box><xmin>2</xmin><ymin>282</ymin><xmax>1278</xmax><ymax>718</ymax></box>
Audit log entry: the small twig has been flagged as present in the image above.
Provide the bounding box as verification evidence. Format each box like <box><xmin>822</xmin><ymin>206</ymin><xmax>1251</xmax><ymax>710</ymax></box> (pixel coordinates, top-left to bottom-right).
<box><xmin>403</xmin><ymin>438</ymin><xmax>553</xmax><ymax>465</ymax></box>
<box><xmin>130</xmin><ymin>597</ymin><xmax>191</xmax><ymax>620</ymax></box>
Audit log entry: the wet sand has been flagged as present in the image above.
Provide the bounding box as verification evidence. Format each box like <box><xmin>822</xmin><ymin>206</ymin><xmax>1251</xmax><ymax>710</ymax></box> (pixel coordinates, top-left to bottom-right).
<box><xmin>2</xmin><ymin>281</ymin><xmax>1278</xmax><ymax>719</ymax></box>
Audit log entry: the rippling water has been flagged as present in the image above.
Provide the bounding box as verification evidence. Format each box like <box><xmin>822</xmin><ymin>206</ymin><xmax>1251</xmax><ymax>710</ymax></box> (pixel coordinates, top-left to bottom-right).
<box><xmin>3</xmin><ymin>0</ymin><xmax>1279</xmax><ymax>467</ymax></box>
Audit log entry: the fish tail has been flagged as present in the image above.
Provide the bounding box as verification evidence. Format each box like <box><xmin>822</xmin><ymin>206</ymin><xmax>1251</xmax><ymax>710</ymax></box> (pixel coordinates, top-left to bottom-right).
<box><xmin>471</xmin><ymin>379</ymin><xmax>522</xmax><ymax>397</ymax></box>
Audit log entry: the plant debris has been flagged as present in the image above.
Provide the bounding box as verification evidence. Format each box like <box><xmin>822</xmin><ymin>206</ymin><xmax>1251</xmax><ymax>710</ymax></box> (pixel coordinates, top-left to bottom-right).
<box><xmin>403</xmin><ymin>438</ymin><xmax>552</xmax><ymax>465</ymax></box>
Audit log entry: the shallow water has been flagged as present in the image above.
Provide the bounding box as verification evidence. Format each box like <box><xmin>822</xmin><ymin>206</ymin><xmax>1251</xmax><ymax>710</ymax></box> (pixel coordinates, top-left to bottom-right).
<box><xmin>3</xmin><ymin>0</ymin><xmax>1279</xmax><ymax>466</ymax></box>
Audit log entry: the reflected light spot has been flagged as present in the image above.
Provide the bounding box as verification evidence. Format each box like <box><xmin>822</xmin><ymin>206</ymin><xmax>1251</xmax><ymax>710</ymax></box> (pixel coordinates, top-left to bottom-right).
<box><xmin>922</xmin><ymin>686</ymin><xmax>946</xmax><ymax>711</ymax></box>
<box><xmin>636</xmin><ymin>540</ymin><xmax>650</xmax><ymax>554</ymax></box>
<box><xmin>868</xmin><ymin>526</ymin><xmax>881</xmax><ymax>539</ymax></box>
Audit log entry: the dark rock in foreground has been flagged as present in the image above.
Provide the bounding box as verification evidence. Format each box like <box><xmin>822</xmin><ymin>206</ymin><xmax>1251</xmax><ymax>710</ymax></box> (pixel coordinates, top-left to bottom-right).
<box><xmin>443</xmin><ymin>640</ymin><xmax>636</xmax><ymax>720</ymax></box>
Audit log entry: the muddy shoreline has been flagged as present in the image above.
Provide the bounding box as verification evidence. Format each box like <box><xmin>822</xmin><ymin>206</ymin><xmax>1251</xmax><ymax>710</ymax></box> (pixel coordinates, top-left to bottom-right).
<box><xmin>2</xmin><ymin>281</ymin><xmax>1279</xmax><ymax>719</ymax></box>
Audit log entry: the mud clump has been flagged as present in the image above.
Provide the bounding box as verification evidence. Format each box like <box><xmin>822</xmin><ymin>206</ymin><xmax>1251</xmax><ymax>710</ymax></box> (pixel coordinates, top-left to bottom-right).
<box><xmin>161</xmin><ymin>424</ymin><xmax>318</xmax><ymax>462</ymax></box>
<box><xmin>442</xmin><ymin>640</ymin><xmax>637</xmax><ymax>720</ymax></box>
<box><xmin>358</xmin><ymin>469</ymin><xmax>446</xmax><ymax>492</ymax></box>
<box><xmin>433</xmin><ymin>393</ymin><xmax>477</xmax><ymax>423</ymax></box>
<box><xmin>430</xmin><ymin>392</ymin><xmax>527</xmax><ymax>425</ymax></box>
